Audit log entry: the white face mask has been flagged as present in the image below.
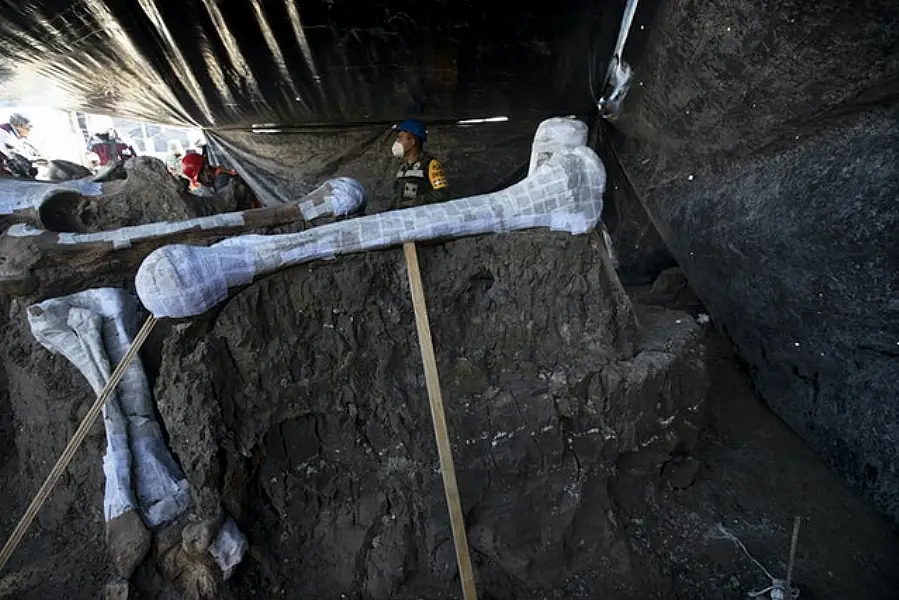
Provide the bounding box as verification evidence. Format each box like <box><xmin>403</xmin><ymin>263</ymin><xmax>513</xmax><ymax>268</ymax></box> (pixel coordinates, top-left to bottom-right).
<box><xmin>391</xmin><ymin>140</ymin><xmax>406</xmax><ymax>158</ymax></box>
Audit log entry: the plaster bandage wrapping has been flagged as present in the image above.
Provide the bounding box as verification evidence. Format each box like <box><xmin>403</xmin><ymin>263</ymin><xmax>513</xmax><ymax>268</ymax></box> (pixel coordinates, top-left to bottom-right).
<box><xmin>137</xmin><ymin>121</ymin><xmax>605</xmax><ymax>319</ymax></box>
<box><xmin>28</xmin><ymin>288</ymin><xmax>190</xmax><ymax>526</ymax></box>
<box><xmin>528</xmin><ymin>118</ymin><xmax>589</xmax><ymax>176</ymax></box>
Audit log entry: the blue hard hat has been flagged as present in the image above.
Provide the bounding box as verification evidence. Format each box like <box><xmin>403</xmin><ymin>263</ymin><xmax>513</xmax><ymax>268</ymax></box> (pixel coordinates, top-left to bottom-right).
<box><xmin>397</xmin><ymin>119</ymin><xmax>427</xmax><ymax>142</ymax></box>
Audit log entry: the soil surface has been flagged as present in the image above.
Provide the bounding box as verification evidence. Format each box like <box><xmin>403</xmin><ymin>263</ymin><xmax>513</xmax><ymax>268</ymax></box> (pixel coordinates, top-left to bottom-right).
<box><xmin>611</xmin><ymin>0</ymin><xmax>899</xmax><ymax>523</ymax></box>
<box><xmin>624</xmin><ymin>326</ymin><xmax>899</xmax><ymax>599</ymax></box>
<box><xmin>1</xmin><ymin>292</ymin><xmax>897</xmax><ymax>599</ymax></box>
<box><xmin>0</xmin><ymin>155</ymin><xmax>895</xmax><ymax>597</ymax></box>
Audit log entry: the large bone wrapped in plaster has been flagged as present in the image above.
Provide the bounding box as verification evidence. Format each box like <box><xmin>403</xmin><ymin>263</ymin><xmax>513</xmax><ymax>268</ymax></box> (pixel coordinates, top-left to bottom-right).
<box><xmin>27</xmin><ymin>288</ymin><xmax>191</xmax><ymax>526</ymax></box>
<box><xmin>528</xmin><ymin>117</ymin><xmax>589</xmax><ymax>175</ymax></box>
<box><xmin>0</xmin><ymin>177</ymin><xmax>365</xmax><ymax>297</ymax></box>
<box><xmin>27</xmin><ymin>288</ymin><xmax>250</xmax><ymax>576</ymax></box>
<box><xmin>136</xmin><ymin>142</ymin><xmax>605</xmax><ymax>319</ymax></box>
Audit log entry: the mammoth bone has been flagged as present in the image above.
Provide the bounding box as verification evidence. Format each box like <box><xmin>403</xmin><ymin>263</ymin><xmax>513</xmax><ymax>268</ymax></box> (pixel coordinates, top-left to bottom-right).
<box><xmin>0</xmin><ymin>177</ymin><xmax>365</xmax><ymax>297</ymax></box>
<box><xmin>136</xmin><ymin>143</ymin><xmax>606</xmax><ymax>319</ymax></box>
<box><xmin>27</xmin><ymin>288</ymin><xmax>248</xmax><ymax>579</ymax></box>
<box><xmin>27</xmin><ymin>289</ymin><xmax>192</xmax><ymax>577</ymax></box>
<box><xmin>0</xmin><ymin>177</ymin><xmax>104</xmax><ymax>228</ymax></box>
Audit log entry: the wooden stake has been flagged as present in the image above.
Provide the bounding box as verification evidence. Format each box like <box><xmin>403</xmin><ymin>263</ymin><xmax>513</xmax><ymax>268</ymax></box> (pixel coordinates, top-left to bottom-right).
<box><xmin>403</xmin><ymin>242</ymin><xmax>478</xmax><ymax>600</ymax></box>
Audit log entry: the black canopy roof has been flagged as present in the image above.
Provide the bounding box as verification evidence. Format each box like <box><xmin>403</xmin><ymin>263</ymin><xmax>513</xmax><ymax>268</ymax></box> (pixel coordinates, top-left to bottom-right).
<box><xmin>0</xmin><ymin>0</ymin><xmax>646</xmax><ymax>128</ymax></box>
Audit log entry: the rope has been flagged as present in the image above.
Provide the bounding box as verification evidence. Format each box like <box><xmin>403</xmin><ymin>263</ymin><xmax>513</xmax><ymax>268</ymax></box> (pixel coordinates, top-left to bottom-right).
<box><xmin>0</xmin><ymin>315</ymin><xmax>159</xmax><ymax>573</ymax></box>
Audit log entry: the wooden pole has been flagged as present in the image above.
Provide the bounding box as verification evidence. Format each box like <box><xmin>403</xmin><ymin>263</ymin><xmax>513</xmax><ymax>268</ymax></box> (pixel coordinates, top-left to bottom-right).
<box><xmin>403</xmin><ymin>242</ymin><xmax>478</xmax><ymax>600</ymax></box>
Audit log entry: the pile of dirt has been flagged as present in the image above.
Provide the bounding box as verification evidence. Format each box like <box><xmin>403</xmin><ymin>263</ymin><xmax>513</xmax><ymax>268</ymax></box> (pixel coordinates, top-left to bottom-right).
<box><xmin>34</xmin><ymin>157</ymin><xmax>195</xmax><ymax>233</ymax></box>
<box><xmin>1</xmin><ymin>150</ymin><xmax>897</xmax><ymax>599</ymax></box>
<box><xmin>0</xmin><ymin>226</ymin><xmax>710</xmax><ymax>598</ymax></box>
<box><xmin>2</xmin><ymin>220</ymin><xmax>899</xmax><ymax>599</ymax></box>
<box><xmin>149</xmin><ymin>231</ymin><xmax>704</xmax><ymax>599</ymax></box>
<box><xmin>17</xmin><ymin>156</ymin><xmax>255</xmax><ymax>236</ymax></box>
<box><xmin>0</xmin><ymin>296</ymin><xmax>11</xmax><ymax>467</ymax></box>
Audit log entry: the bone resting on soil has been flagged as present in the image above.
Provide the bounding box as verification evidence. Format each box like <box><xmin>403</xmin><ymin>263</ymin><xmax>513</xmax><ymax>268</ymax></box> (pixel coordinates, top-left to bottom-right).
<box><xmin>0</xmin><ymin>176</ymin><xmax>365</xmax><ymax>296</ymax></box>
<box><xmin>5</xmin><ymin>117</ymin><xmax>651</xmax><ymax>597</ymax></box>
<box><xmin>136</xmin><ymin>140</ymin><xmax>605</xmax><ymax>318</ymax></box>
<box><xmin>26</xmin><ymin>288</ymin><xmax>246</xmax><ymax>578</ymax></box>
<box><xmin>0</xmin><ymin>178</ymin><xmax>104</xmax><ymax>216</ymax></box>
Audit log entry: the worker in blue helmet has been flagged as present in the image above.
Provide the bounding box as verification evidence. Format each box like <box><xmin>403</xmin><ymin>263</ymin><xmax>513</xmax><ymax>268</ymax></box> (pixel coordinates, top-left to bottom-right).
<box><xmin>391</xmin><ymin>119</ymin><xmax>448</xmax><ymax>209</ymax></box>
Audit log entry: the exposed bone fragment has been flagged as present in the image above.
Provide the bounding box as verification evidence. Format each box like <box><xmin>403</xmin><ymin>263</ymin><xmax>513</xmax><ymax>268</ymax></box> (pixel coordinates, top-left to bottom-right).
<box><xmin>208</xmin><ymin>517</ymin><xmax>248</xmax><ymax>580</ymax></box>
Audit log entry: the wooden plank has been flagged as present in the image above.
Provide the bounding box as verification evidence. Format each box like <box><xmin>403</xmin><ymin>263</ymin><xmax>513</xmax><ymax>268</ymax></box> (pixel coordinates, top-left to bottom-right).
<box><xmin>403</xmin><ymin>242</ymin><xmax>478</xmax><ymax>600</ymax></box>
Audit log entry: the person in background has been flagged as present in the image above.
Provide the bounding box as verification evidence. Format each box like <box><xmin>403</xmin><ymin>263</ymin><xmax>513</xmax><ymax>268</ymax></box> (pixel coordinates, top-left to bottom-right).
<box><xmin>391</xmin><ymin>119</ymin><xmax>448</xmax><ymax>209</ymax></box>
<box><xmin>192</xmin><ymin>136</ymin><xmax>207</xmax><ymax>155</ymax></box>
<box><xmin>88</xmin><ymin>128</ymin><xmax>136</xmax><ymax>166</ymax></box>
<box><xmin>0</xmin><ymin>113</ymin><xmax>32</xmax><ymax>151</ymax></box>
<box><xmin>84</xmin><ymin>150</ymin><xmax>101</xmax><ymax>172</ymax></box>
<box><xmin>0</xmin><ymin>113</ymin><xmax>39</xmax><ymax>177</ymax></box>
<box><xmin>165</xmin><ymin>140</ymin><xmax>184</xmax><ymax>175</ymax></box>
<box><xmin>181</xmin><ymin>152</ymin><xmax>260</xmax><ymax>208</ymax></box>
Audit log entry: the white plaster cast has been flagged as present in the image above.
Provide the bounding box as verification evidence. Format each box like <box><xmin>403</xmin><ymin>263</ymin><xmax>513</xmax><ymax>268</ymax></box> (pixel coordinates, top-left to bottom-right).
<box><xmin>136</xmin><ymin>124</ymin><xmax>605</xmax><ymax>319</ymax></box>
<box><xmin>28</xmin><ymin>288</ymin><xmax>190</xmax><ymax>526</ymax></box>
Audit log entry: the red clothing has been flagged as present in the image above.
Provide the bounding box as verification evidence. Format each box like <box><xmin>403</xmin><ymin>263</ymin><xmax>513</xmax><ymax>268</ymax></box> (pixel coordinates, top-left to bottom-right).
<box><xmin>212</xmin><ymin>167</ymin><xmax>262</xmax><ymax>208</ymax></box>
<box><xmin>90</xmin><ymin>140</ymin><xmax>135</xmax><ymax>165</ymax></box>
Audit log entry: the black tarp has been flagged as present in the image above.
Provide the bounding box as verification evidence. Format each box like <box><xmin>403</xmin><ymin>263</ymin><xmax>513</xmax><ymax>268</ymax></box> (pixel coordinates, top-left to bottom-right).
<box><xmin>0</xmin><ymin>1</ymin><xmax>663</xmax><ymax>204</ymax></box>
<box><xmin>0</xmin><ymin>0</ymin><xmax>655</xmax><ymax>129</ymax></box>
<box><xmin>205</xmin><ymin>119</ymin><xmax>548</xmax><ymax>210</ymax></box>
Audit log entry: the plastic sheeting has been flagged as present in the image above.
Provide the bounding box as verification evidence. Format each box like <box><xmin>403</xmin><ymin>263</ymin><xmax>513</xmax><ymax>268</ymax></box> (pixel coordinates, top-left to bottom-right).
<box><xmin>205</xmin><ymin>120</ymin><xmax>541</xmax><ymax>210</ymax></box>
<box><xmin>27</xmin><ymin>288</ymin><xmax>190</xmax><ymax>526</ymax></box>
<box><xmin>136</xmin><ymin>119</ymin><xmax>606</xmax><ymax>318</ymax></box>
<box><xmin>0</xmin><ymin>1</ymin><xmax>660</xmax><ymax>215</ymax></box>
<box><xmin>0</xmin><ymin>1</ymin><xmax>650</xmax><ymax>129</ymax></box>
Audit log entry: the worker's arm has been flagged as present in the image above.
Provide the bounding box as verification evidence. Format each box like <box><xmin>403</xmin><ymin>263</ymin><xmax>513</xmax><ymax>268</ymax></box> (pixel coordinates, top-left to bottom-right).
<box><xmin>420</xmin><ymin>186</ymin><xmax>448</xmax><ymax>204</ymax></box>
<box><xmin>419</xmin><ymin>158</ymin><xmax>449</xmax><ymax>204</ymax></box>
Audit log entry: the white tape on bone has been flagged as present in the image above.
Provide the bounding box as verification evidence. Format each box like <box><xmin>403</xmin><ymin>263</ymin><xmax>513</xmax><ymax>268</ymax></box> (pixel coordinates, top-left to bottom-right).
<box><xmin>54</xmin><ymin>212</ymin><xmax>248</xmax><ymax>246</ymax></box>
<box><xmin>528</xmin><ymin>118</ymin><xmax>589</xmax><ymax>176</ymax></box>
<box><xmin>28</xmin><ymin>288</ymin><xmax>191</xmax><ymax>526</ymax></box>
<box><xmin>136</xmin><ymin>138</ymin><xmax>606</xmax><ymax>319</ymax></box>
<box><xmin>6</xmin><ymin>223</ymin><xmax>43</xmax><ymax>237</ymax></box>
